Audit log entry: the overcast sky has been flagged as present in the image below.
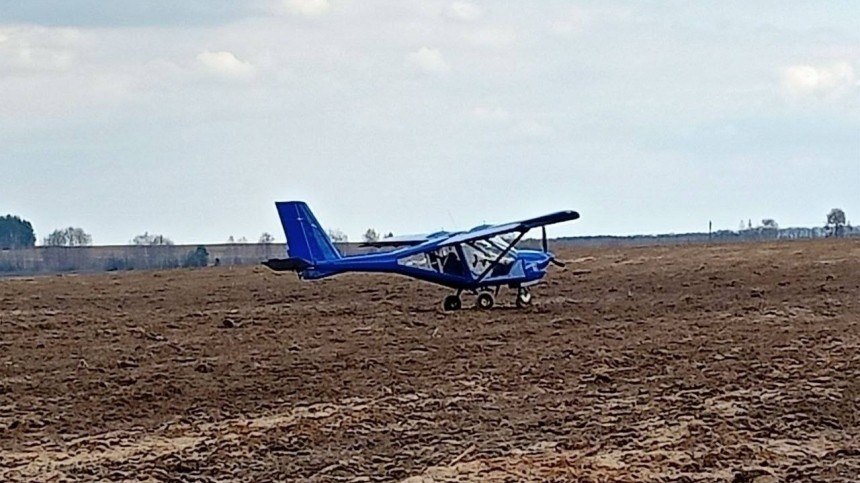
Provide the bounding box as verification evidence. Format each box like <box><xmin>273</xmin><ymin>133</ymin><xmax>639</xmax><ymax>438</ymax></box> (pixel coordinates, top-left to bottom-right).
<box><xmin>1</xmin><ymin>1</ymin><xmax>858</xmax><ymax>245</ymax></box>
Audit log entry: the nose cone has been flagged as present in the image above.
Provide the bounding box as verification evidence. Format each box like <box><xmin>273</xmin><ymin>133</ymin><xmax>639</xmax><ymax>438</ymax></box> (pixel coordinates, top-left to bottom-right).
<box><xmin>518</xmin><ymin>249</ymin><xmax>554</xmax><ymax>271</ymax></box>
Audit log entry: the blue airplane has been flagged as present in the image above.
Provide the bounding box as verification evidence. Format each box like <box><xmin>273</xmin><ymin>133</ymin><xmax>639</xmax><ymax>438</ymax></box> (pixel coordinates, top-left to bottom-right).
<box><xmin>263</xmin><ymin>201</ymin><xmax>580</xmax><ymax>310</ymax></box>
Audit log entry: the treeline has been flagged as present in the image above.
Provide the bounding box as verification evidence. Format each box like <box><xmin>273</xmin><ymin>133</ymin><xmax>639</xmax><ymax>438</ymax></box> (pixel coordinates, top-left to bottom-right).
<box><xmin>0</xmin><ymin>244</ymin><xmax>284</xmax><ymax>275</ymax></box>
<box><xmin>551</xmin><ymin>225</ymin><xmax>857</xmax><ymax>248</ymax></box>
<box><xmin>0</xmin><ymin>215</ymin><xmax>174</xmax><ymax>250</ymax></box>
<box><xmin>1</xmin><ymin>214</ymin><xmax>279</xmax><ymax>250</ymax></box>
<box><xmin>540</xmin><ymin>209</ymin><xmax>855</xmax><ymax>247</ymax></box>
<box><xmin>0</xmin><ymin>213</ymin><xmax>286</xmax><ymax>274</ymax></box>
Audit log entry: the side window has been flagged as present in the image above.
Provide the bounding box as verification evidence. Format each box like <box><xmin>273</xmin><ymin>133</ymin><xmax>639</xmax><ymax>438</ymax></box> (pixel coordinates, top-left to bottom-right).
<box><xmin>462</xmin><ymin>243</ymin><xmax>488</xmax><ymax>276</ymax></box>
<box><xmin>434</xmin><ymin>247</ymin><xmax>464</xmax><ymax>275</ymax></box>
<box><xmin>398</xmin><ymin>247</ymin><xmax>465</xmax><ymax>276</ymax></box>
<box><xmin>397</xmin><ymin>253</ymin><xmax>432</xmax><ymax>270</ymax></box>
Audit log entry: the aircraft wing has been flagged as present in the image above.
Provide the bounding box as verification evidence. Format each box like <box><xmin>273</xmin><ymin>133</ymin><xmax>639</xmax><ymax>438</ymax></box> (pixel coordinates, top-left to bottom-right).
<box><xmin>438</xmin><ymin>211</ymin><xmax>579</xmax><ymax>247</ymax></box>
<box><xmin>359</xmin><ymin>234</ymin><xmax>433</xmax><ymax>248</ymax></box>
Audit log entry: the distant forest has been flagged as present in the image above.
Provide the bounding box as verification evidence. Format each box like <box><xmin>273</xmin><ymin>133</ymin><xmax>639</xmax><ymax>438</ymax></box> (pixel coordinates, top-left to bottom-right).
<box><xmin>549</xmin><ymin>225</ymin><xmax>858</xmax><ymax>248</ymax></box>
<box><xmin>545</xmin><ymin>211</ymin><xmax>856</xmax><ymax>247</ymax></box>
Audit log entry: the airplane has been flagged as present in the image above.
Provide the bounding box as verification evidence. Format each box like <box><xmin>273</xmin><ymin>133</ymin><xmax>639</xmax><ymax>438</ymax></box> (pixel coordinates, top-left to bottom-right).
<box><xmin>263</xmin><ymin>201</ymin><xmax>580</xmax><ymax>310</ymax></box>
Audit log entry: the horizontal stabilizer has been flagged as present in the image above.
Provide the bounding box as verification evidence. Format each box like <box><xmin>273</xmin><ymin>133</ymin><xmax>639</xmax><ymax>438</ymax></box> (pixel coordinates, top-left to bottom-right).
<box><xmin>262</xmin><ymin>257</ymin><xmax>312</xmax><ymax>272</ymax></box>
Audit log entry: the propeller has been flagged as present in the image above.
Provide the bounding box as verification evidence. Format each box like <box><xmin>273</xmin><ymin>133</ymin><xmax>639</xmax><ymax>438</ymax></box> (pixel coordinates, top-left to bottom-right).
<box><xmin>541</xmin><ymin>226</ymin><xmax>548</xmax><ymax>252</ymax></box>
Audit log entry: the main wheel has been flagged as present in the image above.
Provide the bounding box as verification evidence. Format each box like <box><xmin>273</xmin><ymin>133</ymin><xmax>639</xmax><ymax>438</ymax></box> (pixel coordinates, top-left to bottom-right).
<box><xmin>515</xmin><ymin>288</ymin><xmax>532</xmax><ymax>308</ymax></box>
<box><xmin>476</xmin><ymin>292</ymin><xmax>495</xmax><ymax>310</ymax></box>
<box><xmin>443</xmin><ymin>295</ymin><xmax>462</xmax><ymax>311</ymax></box>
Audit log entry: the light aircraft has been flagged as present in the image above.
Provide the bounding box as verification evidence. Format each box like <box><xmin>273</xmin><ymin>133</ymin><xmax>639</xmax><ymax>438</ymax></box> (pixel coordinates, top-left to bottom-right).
<box><xmin>263</xmin><ymin>201</ymin><xmax>580</xmax><ymax>310</ymax></box>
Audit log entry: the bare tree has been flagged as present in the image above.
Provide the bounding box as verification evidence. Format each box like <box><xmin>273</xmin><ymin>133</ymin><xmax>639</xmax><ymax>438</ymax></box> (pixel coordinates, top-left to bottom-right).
<box><xmin>826</xmin><ymin>208</ymin><xmax>847</xmax><ymax>237</ymax></box>
<box><xmin>327</xmin><ymin>229</ymin><xmax>348</xmax><ymax>242</ymax></box>
<box><xmin>362</xmin><ymin>228</ymin><xmax>380</xmax><ymax>243</ymax></box>
<box><xmin>132</xmin><ymin>232</ymin><xmax>173</xmax><ymax>246</ymax></box>
<box><xmin>44</xmin><ymin>227</ymin><xmax>92</xmax><ymax>246</ymax></box>
<box><xmin>152</xmin><ymin>235</ymin><xmax>172</xmax><ymax>246</ymax></box>
<box><xmin>258</xmin><ymin>232</ymin><xmax>276</xmax><ymax>259</ymax></box>
<box><xmin>44</xmin><ymin>230</ymin><xmax>69</xmax><ymax>247</ymax></box>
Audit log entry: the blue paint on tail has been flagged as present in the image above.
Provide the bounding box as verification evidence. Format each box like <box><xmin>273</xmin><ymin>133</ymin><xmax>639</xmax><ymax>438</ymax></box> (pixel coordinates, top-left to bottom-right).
<box><xmin>275</xmin><ymin>201</ymin><xmax>342</xmax><ymax>263</ymax></box>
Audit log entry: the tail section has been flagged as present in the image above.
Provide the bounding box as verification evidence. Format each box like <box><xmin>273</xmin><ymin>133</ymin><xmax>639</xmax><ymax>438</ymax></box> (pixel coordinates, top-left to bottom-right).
<box><xmin>274</xmin><ymin>201</ymin><xmax>342</xmax><ymax>264</ymax></box>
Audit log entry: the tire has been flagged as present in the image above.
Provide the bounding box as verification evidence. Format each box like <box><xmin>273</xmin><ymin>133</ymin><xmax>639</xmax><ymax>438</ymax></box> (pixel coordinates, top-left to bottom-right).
<box><xmin>515</xmin><ymin>289</ymin><xmax>532</xmax><ymax>308</ymax></box>
<box><xmin>476</xmin><ymin>292</ymin><xmax>494</xmax><ymax>310</ymax></box>
<box><xmin>443</xmin><ymin>295</ymin><xmax>462</xmax><ymax>311</ymax></box>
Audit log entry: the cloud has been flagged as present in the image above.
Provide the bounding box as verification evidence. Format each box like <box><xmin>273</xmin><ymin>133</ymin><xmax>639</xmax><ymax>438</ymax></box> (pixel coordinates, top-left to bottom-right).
<box><xmin>469</xmin><ymin>106</ymin><xmax>511</xmax><ymax>123</ymax></box>
<box><xmin>0</xmin><ymin>26</ymin><xmax>82</xmax><ymax>73</ymax></box>
<box><xmin>548</xmin><ymin>11</ymin><xmax>587</xmax><ymax>36</ymax></box>
<box><xmin>279</xmin><ymin>0</ymin><xmax>331</xmax><ymax>17</ymax></box>
<box><xmin>444</xmin><ymin>1</ymin><xmax>482</xmax><ymax>22</ymax></box>
<box><xmin>406</xmin><ymin>47</ymin><xmax>450</xmax><ymax>75</ymax></box>
<box><xmin>464</xmin><ymin>27</ymin><xmax>518</xmax><ymax>48</ymax></box>
<box><xmin>196</xmin><ymin>51</ymin><xmax>255</xmax><ymax>79</ymax></box>
<box><xmin>510</xmin><ymin>120</ymin><xmax>555</xmax><ymax>140</ymax></box>
<box><xmin>782</xmin><ymin>62</ymin><xmax>856</xmax><ymax>100</ymax></box>
<box><xmin>547</xmin><ymin>5</ymin><xmax>634</xmax><ymax>37</ymax></box>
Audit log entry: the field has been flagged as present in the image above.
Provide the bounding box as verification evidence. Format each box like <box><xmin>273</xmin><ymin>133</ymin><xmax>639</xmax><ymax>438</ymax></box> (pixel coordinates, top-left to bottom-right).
<box><xmin>1</xmin><ymin>240</ymin><xmax>859</xmax><ymax>482</ymax></box>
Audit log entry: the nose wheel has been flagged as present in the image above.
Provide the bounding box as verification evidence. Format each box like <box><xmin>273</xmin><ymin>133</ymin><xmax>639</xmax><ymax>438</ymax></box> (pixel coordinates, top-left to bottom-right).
<box><xmin>515</xmin><ymin>287</ymin><xmax>532</xmax><ymax>308</ymax></box>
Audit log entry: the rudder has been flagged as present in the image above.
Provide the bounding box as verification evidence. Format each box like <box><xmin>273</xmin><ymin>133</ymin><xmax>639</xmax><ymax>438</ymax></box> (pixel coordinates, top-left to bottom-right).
<box><xmin>275</xmin><ymin>201</ymin><xmax>342</xmax><ymax>264</ymax></box>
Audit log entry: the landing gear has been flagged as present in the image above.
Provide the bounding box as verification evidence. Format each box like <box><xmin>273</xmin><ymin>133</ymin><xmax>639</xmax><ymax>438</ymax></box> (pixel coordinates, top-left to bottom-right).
<box><xmin>442</xmin><ymin>287</ymin><xmax>531</xmax><ymax>311</ymax></box>
<box><xmin>476</xmin><ymin>292</ymin><xmax>495</xmax><ymax>310</ymax></box>
<box><xmin>443</xmin><ymin>294</ymin><xmax>462</xmax><ymax>311</ymax></box>
<box><xmin>515</xmin><ymin>287</ymin><xmax>532</xmax><ymax>308</ymax></box>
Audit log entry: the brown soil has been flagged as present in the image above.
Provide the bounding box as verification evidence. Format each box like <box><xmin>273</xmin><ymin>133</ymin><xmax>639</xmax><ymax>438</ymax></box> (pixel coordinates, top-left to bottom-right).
<box><xmin>1</xmin><ymin>240</ymin><xmax>859</xmax><ymax>482</ymax></box>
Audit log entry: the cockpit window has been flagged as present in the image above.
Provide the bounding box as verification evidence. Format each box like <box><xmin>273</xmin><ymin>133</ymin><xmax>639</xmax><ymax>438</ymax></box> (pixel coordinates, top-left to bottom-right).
<box><xmin>397</xmin><ymin>235</ymin><xmax>519</xmax><ymax>279</ymax></box>
<box><xmin>472</xmin><ymin>236</ymin><xmax>517</xmax><ymax>263</ymax></box>
<box><xmin>462</xmin><ymin>235</ymin><xmax>518</xmax><ymax>276</ymax></box>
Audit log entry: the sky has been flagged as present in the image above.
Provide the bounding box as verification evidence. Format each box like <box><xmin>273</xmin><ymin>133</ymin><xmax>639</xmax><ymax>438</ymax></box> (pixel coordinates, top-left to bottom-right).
<box><xmin>1</xmin><ymin>0</ymin><xmax>858</xmax><ymax>245</ymax></box>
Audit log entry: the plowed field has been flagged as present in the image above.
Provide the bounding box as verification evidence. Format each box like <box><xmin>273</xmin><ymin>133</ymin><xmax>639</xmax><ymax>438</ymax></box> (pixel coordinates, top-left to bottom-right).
<box><xmin>2</xmin><ymin>240</ymin><xmax>859</xmax><ymax>482</ymax></box>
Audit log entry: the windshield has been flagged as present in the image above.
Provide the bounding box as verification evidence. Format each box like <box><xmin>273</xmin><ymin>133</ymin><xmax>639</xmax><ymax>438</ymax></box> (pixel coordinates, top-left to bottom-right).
<box><xmin>470</xmin><ymin>235</ymin><xmax>518</xmax><ymax>263</ymax></box>
<box><xmin>460</xmin><ymin>234</ymin><xmax>518</xmax><ymax>277</ymax></box>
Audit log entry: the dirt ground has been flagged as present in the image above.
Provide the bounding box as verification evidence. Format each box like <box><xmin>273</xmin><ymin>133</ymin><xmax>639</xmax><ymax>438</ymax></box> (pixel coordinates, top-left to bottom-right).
<box><xmin>1</xmin><ymin>240</ymin><xmax>859</xmax><ymax>482</ymax></box>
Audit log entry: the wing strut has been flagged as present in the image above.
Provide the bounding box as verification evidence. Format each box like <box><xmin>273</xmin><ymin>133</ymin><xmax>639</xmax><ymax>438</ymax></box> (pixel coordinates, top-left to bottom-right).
<box><xmin>475</xmin><ymin>231</ymin><xmax>525</xmax><ymax>283</ymax></box>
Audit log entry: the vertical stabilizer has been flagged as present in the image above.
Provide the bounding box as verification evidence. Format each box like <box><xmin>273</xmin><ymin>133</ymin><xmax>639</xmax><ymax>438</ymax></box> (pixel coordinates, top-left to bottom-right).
<box><xmin>275</xmin><ymin>201</ymin><xmax>342</xmax><ymax>263</ymax></box>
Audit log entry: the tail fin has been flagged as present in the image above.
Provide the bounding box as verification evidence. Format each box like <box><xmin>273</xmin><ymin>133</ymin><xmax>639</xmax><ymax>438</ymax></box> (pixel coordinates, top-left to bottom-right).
<box><xmin>275</xmin><ymin>201</ymin><xmax>342</xmax><ymax>264</ymax></box>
